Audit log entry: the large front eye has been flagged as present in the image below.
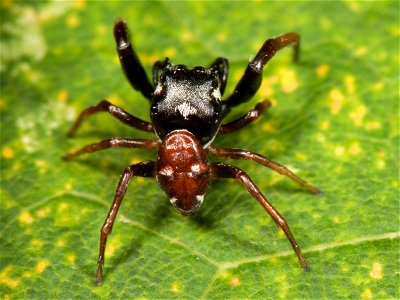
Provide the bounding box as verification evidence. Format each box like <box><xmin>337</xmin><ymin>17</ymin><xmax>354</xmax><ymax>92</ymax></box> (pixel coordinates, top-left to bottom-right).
<box><xmin>153</xmin><ymin>82</ymin><xmax>164</xmax><ymax>96</ymax></box>
<box><xmin>210</xmin><ymin>87</ymin><xmax>221</xmax><ymax>104</ymax></box>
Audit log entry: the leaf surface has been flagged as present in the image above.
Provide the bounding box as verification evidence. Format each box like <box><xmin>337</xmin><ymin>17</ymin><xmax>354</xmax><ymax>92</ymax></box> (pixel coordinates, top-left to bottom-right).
<box><xmin>1</xmin><ymin>2</ymin><xmax>398</xmax><ymax>299</ymax></box>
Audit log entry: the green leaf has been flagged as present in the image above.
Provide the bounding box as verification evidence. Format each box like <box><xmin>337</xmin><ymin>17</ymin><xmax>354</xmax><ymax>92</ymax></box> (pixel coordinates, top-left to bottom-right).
<box><xmin>1</xmin><ymin>1</ymin><xmax>398</xmax><ymax>299</ymax></box>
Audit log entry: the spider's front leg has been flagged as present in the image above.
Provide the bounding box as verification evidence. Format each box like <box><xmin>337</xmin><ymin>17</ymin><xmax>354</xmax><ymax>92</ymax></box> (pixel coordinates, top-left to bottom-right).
<box><xmin>218</xmin><ymin>100</ymin><xmax>271</xmax><ymax>135</ymax></box>
<box><xmin>95</xmin><ymin>161</ymin><xmax>157</xmax><ymax>286</ymax></box>
<box><xmin>114</xmin><ymin>20</ymin><xmax>153</xmax><ymax>100</ymax></box>
<box><xmin>210</xmin><ymin>162</ymin><xmax>309</xmax><ymax>270</ymax></box>
<box><xmin>222</xmin><ymin>32</ymin><xmax>299</xmax><ymax>115</ymax></box>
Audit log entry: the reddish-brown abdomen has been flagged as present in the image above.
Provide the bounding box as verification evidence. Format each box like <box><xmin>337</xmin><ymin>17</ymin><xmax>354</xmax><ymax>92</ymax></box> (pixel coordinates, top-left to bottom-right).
<box><xmin>156</xmin><ymin>129</ymin><xmax>210</xmax><ymax>215</ymax></box>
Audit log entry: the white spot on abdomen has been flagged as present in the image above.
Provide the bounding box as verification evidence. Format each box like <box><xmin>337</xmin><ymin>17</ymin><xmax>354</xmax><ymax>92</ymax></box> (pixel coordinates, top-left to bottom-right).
<box><xmin>159</xmin><ymin>165</ymin><xmax>174</xmax><ymax>177</ymax></box>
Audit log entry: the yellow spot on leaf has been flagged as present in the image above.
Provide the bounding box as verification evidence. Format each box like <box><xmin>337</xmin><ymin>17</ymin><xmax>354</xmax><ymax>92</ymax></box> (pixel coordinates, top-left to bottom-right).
<box><xmin>105</xmin><ymin>241</ymin><xmax>116</xmax><ymax>257</ymax></box>
<box><xmin>164</xmin><ymin>47</ymin><xmax>176</xmax><ymax>58</ymax></box>
<box><xmin>74</xmin><ymin>0</ymin><xmax>86</xmax><ymax>9</ymax></box>
<box><xmin>0</xmin><ymin>265</ymin><xmax>20</xmax><ymax>288</ymax></box>
<box><xmin>130</xmin><ymin>158</ymin><xmax>142</xmax><ymax>165</ymax></box>
<box><xmin>2</xmin><ymin>147</ymin><xmax>14</xmax><ymax>159</ymax></box>
<box><xmin>56</xmin><ymin>238</ymin><xmax>65</xmax><ymax>247</ymax></box>
<box><xmin>365</xmin><ymin>121</ymin><xmax>381</xmax><ymax>130</ymax></box>
<box><xmin>171</xmin><ymin>281</ymin><xmax>181</xmax><ymax>293</ymax></box>
<box><xmin>219</xmin><ymin>271</ymin><xmax>230</xmax><ymax>279</ymax></box>
<box><xmin>270</xmin><ymin>140</ymin><xmax>285</xmax><ymax>153</ymax></box>
<box><xmin>344</xmin><ymin>75</ymin><xmax>355</xmax><ymax>94</ymax></box>
<box><xmin>375</xmin><ymin>159</ymin><xmax>386</xmax><ymax>170</ymax></box>
<box><xmin>261</xmin><ymin>122</ymin><xmax>276</xmax><ymax>133</ymax></box>
<box><xmin>67</xmin><ymin>254</ymin><xmax>76</xmax><ymax>264</ymax></box>
<box><xmin>315</xmin><ymin>133</ymin><xmax>327</xmax><ymax>144</ymax></box>
<box><xmin>57</xmin><ymin>90</ymin><xmax>68</xmax><ymax>102</ymax></box>
<box><xmin>316</xmin><ymin>64</ymin><xmax>329</xmax><ymax>78</ymax></box>
<box><xmin>108</xmin><ymin>94</ymin><xmax>123</xmax><ymax>106</ymax></box>
<box><xmin>35</xmin><ymin>261</ymin><xmax>49</xmax><ymax>273</ymax></box>
<box><xmin>354</xmin><ymin>46</ymin><xmax>367</xmax><ymax>57</ymax></box>
<box><xmin>31</xmin><ymin>239</ymin><xmax>44</xmax><ymax>248</ymax></box>
<box><xmin>230</xmin><ymin>277</ymin><xmax>240</xmax><ymax>286</ymax></box>
<box><xmin>346</xmin><ymin>1</ymin><xmax>361</xmax><ymax>12</ymax></box>
<box><xmin>35</xmin><ymin>160</ymin><xmax>47</xmax><ymax>174</ymax></box>
<box><xmin>260</xmin><ymin>80</ymin><xmax>274</xmax><ymax>97</ymax></box>
<box><xmin>217</xmin><ymin>33</ymin><xmax>227</xmax><ymax>42</ymax></box>
<box><xmin>58</xmin><ymin>202</ymin><xmax>69</xmax><ymax>212</ymax></box>
<box><xmin>348</xmin><ymin>142</ymin><xmax>361</xmax><ymax>156</ymax></box>
<box><xmin>295</xmin><ymin>152</ymin><xmax>307</xmax><ymax>161</ymax></box>
<box><xmin>361</xmin><ymin>288</ymin><xmax>373</xmax><ymax>299</ymax></box>
<box><xmin>96</xmin><ymin>24</ymin><xmax>107</xmax><ymax>35</ymax></box>
<box><xmin>280</xmin><ymin>69</ymin><xmax>298</xmax><ymax>94</ymax></box>
<box><xmin>320</xmin><ymin>17</ymin><xmax>332</xmax><ymax>30</ymax></box>
<box><xmin>370</xmin><ymin>262</ymin><xmax>382</xmax><ymax>279</ymax></box>
<box><xmin>19</xmin><ymin>211</ymin><xmax>34</xmax><ymax>224</ymax></box>
<box><xmin>181</xmin><ymin>30</ymin><xmax>193</xmax><ymax>41</ymax></box>
<box><xmin>377</xmin><ymin>150</ymin><xmax>385</xmax><ymax>158</ymax></box>
<box><xmin>334</xmin><ymin>146</ymin><xmax>345</xmax><ymax>156</ymax></box>
<box><xmin>1</xmin><ymin>0</ymin><xmax>13</xmax><ymax>8</ymax></box>
<box><xmin>37</xmin><ymin>207</ymin><xmax>50</xmax><ymax>218</ymax></box>
<box><xmin>66</xmin><ymin>14</ymin><xmax>79</xmax><ymax>28</ymax></box>
<box><xmin>64</xmin><ymin>182</ymin><xmax>73</xmax><ymax>191</ymax></box>
<box><xmin>320</xmin><ymin>120</ymin><xmax>330</xmax><ymax>130</ymax></box>
<box><xmin>329</xmin><ymin>88</ymin><xmax>344</xmax><ymax>114</ymax></box>
<box><xmin>0</xmin><ymin>97</ymin><xmax>7</xmax><ymax>110</ymax></box>
<box><xmin>372</xmin><ymin>81</ymin><xmax>384</xmax><ymax>91</ymax></box>
<box><xmin>350</xmin><ymin>105</ymin><xmax>367</xmax><ymax>127</ymax></box>
<box><xmin>260</xmin><ymin>75</ymin><xmax>278</xmax><ymax>97</ymax></box>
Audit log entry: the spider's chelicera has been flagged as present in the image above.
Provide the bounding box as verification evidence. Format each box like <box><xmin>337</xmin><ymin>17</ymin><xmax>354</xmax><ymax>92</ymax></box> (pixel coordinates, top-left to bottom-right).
<box><xmin>63</xmin><ymin>20</ymin><xmax>321</xmax><ymax>285</ymax></box>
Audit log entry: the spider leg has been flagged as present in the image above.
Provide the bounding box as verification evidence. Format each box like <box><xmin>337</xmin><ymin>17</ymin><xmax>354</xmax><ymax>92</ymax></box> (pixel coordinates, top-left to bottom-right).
<box><xmin>62</xmin><ymin>138</ymin><xmax>159</xmax><ymax>161</ymax></box>
<box><xmin>206</xmin><ymin>146</ymin><xmax>320</xmax><ymax>194</ymax></box>
<box><xmin>218</xmin><ymin>100</ymin><xmax>271</xmax><ymax>135</ymax></box>
<box><xmin>210</xmin><ymin>162</ymin><xmax>309</xmax><ymax>270</ymax></box>
<box><xmin>222</xmin><ymin>32</ymin><xmax>299</xmax><ymax>116</ymax></box>
<box><xmin>114</xmin><ymin>20</ymin><xmax>153</xmax><ymax>100</ymax></box>
<box><xmin>152</xmin><ymin>58</ymin><xmax>169</xmax><ymax>87</ymax></box>
<box><xmin>67</xmin><ymin>100</ymin><xmax>154</xmax><ymax>137</ymax></box>
<box><xmin>95</xmin><ymin>161</ymin><xmax>157</xmax><ymax>285</ymax></box>
<box><xmin>209</xmin><ymin>57</ymin><xmax>229</xmax><ymax>96</ymax></box>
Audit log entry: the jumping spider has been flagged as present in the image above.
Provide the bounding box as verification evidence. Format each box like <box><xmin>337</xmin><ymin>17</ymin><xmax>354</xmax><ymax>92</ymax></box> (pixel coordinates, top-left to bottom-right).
<box><xmin>63</xmin><ymin>20</ymin><xmax>321</xmax><ymax>285</ymax></box>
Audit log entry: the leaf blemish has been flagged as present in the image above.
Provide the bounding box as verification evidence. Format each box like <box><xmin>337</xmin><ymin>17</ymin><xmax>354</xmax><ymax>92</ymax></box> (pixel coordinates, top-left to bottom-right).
<box><xmin>18</xmin><ymin>211</ymin><xmax>34</xmax><ymax>224</ymax></box>
<box><xmin>230</xmin><ymin>277</ymin><xmax>240</xmax><ymax>286</ymax></box>
<box><xmin>66</xmin><ymin>14</ymin><xmax>79</xmax><ymax>28</ymax></box>
<box><xmin>349</xmin><ymin>105</ymin><xmax>367</xmax><ymax>127</ymax></box>
<box><xmin>35</xmin><ymin>260</ymin><xmax>49</xmax><ymax>274</ymax></box>
<box><xmin>329</xmin><ymin>88</ymin><xmax>344</xmax><ymax>115</ymax></box>
<box><xmin>171</xmin><ymin>281</ymin><xmax>181</xmax><ymax>293</ymax></box>
<box><xmin>0</xmin><ymin>266</ymin><xmax>20</xmax><ymax>288</ymax></box>
<box><xmin>369</xmin><ymin>262</ymin><xmax>382</xmax><ymax>279</ymax></box>
<box><xmin>315</xmin><ymin>64</ymin><xmax>329</xmax><ymax>78</ymax></box>
<box><xmin>344</xmin><ymin>75</ymin><xmax>356</xmax><ymax>94</ymax></box>
<box><xmin>66</xmin><ymin>254</ymin><xmax>76</xmax><ymax>264</ymax></box>
<box><xmin>279</xmin><ymin>68</ymin><xmax>298</xmax><ymax>94</ymax></box>
<box><xmin>2</xmin><ymin>147</ymin><xmax>14</xmax><ymax>159</ymax></box>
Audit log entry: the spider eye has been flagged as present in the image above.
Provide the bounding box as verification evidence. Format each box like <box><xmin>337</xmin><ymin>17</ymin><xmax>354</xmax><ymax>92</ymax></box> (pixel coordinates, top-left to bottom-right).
<box><xmin>210</xmin><ymin>88</ymin><xmax>221</xmax><ymax>103</ymax></box>
<box><xmin>154</xmin><ymin>82</ymin><xmax>164</xmax><ymax>96</ymax></box>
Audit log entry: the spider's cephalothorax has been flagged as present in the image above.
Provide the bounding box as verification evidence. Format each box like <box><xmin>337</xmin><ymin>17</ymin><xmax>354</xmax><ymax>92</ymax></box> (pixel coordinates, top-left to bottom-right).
<box><xmin>64</xmin><ymin>20</ymin><xmax>321</xmax><ymax>286</ymax></box>
<box><xmin>151</xmin><ymin>61</ymin><xmax>223</xmax><ymax>146</ymax></box>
